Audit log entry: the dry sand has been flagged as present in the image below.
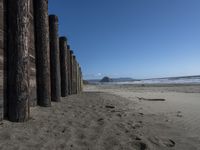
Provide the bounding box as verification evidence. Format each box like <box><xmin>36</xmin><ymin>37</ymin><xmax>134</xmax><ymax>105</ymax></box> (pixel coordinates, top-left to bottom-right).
<box><xmin>85</xmin><ymin>84</ymin><xmax>200</xmax><ymax>150</ymax></box>
<box><xmin>0</xmin><ymin>84</ymin><xmax>199</xmax><ymax>150</ymax></box>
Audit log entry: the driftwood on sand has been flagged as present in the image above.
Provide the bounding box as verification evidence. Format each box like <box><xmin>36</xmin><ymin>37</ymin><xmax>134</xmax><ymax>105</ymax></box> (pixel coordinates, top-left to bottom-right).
<box><xmin>137</xmin><ymin>97</ymin><xmax>166</xmax><ymax>101</ymax></box>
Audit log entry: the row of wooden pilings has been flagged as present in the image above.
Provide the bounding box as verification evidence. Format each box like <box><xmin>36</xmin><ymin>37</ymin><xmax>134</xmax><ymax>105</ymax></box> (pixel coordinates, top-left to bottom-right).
<box><xmin>6</xmin><ymin>0</ymin><xmax>83</xmax><ymax>122</ymax></box>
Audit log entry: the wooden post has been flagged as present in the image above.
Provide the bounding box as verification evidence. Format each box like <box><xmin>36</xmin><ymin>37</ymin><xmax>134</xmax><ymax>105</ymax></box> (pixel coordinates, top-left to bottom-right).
<box><xmin>67</xmin><ymin>45</ymin><xmax>71</xmax><ymax>95</ymax></box>
<box><xmin>49</xmin><ymin>15</ymin><xmax>61</xmax><ymax>102</ymax></box>
<box><xmin>34</xmin><ymin>0</ymin><xmax>51</xmax><ymax>106</ymax></box>
<box><xmin>7</xmin><ymin>0</ymin><xmax>30</xmax><ymax>122</ymax></box>
<box><xmin>80</xmin><ymin>67</ymin><xmax>83</xmax><ymax>92</ymax></box>
<box><xmin>77</xmin><ymin>63</ymin><xmax>80</xmax><ymax>93</ymax></box>
<box><xmin>29</xmin><ymin>0</ymin><xmax>37</xmax><ymax>107</ymax></box>
<box><xmin>79</xmin><ymin>67</ymin><xmax>82</xmax><ymax>92</ymax></box>
<box><xmin>75</xmin><ymin>58</ymin><xmax>78</xmax><ymax>94</ymax></box>
<box><xmin>71</xmin><ymin>55</ymin><xmax>75</xmax><ymax>94</ymax></box>
<box><xmin>59</xmin><ymin>37</ymin><xmax>68</xmax><ymax>97</ymax></box>
<box><xmin>1</xmin><ymin>0</ymin><xmax>6</xmax><ymax>119</ymax></box>
<box><xmin>78</xmin><ymin>66</ymin><xmax>82</xmax><ymax>93</ymax></box>
<box><xmin>72</xmin><ymin>55</ymin><xmax>78</xmax><ymax>94</ymax></box>
<box><xmin>76</xmin><ymin>63</ymin><xmax>79</xmax><ymax>93</ymax></box>
<box><xmin>69</xmin><ymin>50</ymin><xmax>74</xmax><ymax>94</ymax></box>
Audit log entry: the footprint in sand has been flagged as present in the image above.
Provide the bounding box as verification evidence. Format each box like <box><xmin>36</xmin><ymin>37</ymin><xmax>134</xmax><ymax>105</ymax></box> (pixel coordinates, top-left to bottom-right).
<box><xmin>97</xmin><ymin>118</ymin><xmax>105</xmax><ymax>125</ymax></box>
<box><xmin>131</xmin><ymin>141</ymin><xmax>148</xmax><ymax>150</ymax></box>
<box><xmin>149</xmin><ymin>136</ymin><xmax>175</xmax><ymax>148</ymax></box>
<box><xmin>105</xmin><ymin>105</ymin><xmax>115</xmax><ymax>109</ymax></box>
<box><xmin>176</xmin><ymin>111</ymin><xmax>183</xmax><ymax>117</ymax></box>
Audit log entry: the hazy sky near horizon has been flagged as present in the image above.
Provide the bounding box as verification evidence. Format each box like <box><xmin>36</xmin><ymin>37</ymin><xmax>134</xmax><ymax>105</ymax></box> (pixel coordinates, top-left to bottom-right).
<box><xmin>49</xmin><ymin>0</ymin><xmax>200</xmax><ymax>79</ymax></box>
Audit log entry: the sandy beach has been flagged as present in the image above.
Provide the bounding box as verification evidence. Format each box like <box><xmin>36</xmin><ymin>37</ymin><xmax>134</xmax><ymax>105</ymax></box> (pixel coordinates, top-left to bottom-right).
<box><xmin>85</xmin><ymin>84</ymin><xmax>200</xmax><ymax>149</ymax></box>
<box><xmin>0</xmin><ymin>84</ymin><xmax>199</xmax><ymax>150</ymax></box>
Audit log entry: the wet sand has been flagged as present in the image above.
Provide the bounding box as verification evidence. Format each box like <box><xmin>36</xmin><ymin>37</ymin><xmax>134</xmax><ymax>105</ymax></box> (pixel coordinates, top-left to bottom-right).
<box><xmin>0</xmin><ymin>84</ymin><xmax>199</xmax><ymax>149</ymax></box>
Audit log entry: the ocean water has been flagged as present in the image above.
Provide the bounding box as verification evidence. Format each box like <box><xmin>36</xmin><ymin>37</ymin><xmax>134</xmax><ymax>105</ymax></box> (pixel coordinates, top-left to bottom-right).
<box><xmin>115</xmin><ymin>76</ymin><xmax>200</xmax><ymax>84</ymax></box>
<box><xmin>93</xmin><ymin>76</ymin><xmax>200</xmax><ymax>85</ymax></box>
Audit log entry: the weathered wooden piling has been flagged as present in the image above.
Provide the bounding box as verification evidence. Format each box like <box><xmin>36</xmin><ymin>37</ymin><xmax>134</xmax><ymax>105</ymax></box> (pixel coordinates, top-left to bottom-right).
<box><xmin>78</xmin><ymin>66</ymin><xmax>81</xmax><ymax>92</ymax></box>
<box><xmin>49</xmin><ymin>15</ymin><xmax>61</xmax><ymax>102</ymax></box>
<box><xmin>80</xmin><ymin>67</ymin><xmax>83</xmax><ymax>91</ymax></box>
<box><xmin>59</xmin><ymin>37</ymin><xmax>68</xmax><ymax>97</ymax></box>
<box><xmin>78</xmin><ymin>66</ymin><xmax>82</xmax><ymax>93</ymax></box>
<box><xmin>67</xmin><ymin>45</ymin><xmax>72</xmax><ymax>95</ymax></box>
<box><xmin>71</xmin><ymin>55</ymin><xmax>75</xmax><ymax>94</ymax></box>
<box><xmin>7</xmin><ymin>0</ymin><xmax>30</xmax><ymax>122</ymax></box>
<box><xmin>0</xmin><ymin>0</ymin><xmax>85</xmax><ymax>123</ymax></box>
<box><xmin>0</xmin><ymin>0</ymin><xmax>6</xmax><ymax>119</ymax></box>
<box><xmin>34</xmin><ymin>0</ymin><xmax>51</xmax><ymax>106</ymax></box>
<box><xmin>75</xmin><ymin>58</ymin><xmax>78</xmax><ymax>94</ymax></box>
<box><xmin>69</xmin><ymin>50</ymin><xmax>74</xmax><ymax>94</ymax></box>
<box><xmin>77</xmin><ymin>63</ymin><xmax>81</xmax><ymax>93</ymax></box>
<box><xmin>76</xmin><ymin>63</ymin><xmax>79</xmax><ymax>93</ymax></box>
<box><xmin>72</xmin><ymin>55</ymin><xmax>78</xmax><ymax>94</ymax></box>
<box><xmin>29</xmin><ymin>0</ymin><xmax>37</xmax><ymax>107</ymax></box>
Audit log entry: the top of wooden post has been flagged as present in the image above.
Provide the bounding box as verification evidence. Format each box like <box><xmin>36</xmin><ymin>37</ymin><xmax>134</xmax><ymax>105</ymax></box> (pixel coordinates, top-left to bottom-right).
<box><xmin>70</xmin><ymin>50</ymin><xmax>74</xmax><ymax>55</ymax></box>
<box><xmin>49</xmin><ymin>15</ymin><xmax>59</xmax><ymax>23</ymax></box>
<box><xmin>67</xmin><ymin>45</ymin><xmax>70</xmax><ymax>50</ymax></box>
<box><xmin>60</xmin><ymin>36</ymin><xmax>68</xmax><ymax>42</ymax></box>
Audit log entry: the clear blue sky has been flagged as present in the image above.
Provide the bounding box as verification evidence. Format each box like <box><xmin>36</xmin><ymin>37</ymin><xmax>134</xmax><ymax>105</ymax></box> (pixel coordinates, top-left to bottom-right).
<box><xmin>49</xmin><ymin>0</ymin><xmax>200</xmax><ymax>79</ymax></box>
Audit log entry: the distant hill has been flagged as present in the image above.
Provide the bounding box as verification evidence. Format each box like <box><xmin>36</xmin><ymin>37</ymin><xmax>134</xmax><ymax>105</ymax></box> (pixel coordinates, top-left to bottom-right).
<box><xmin>87</xmin><ymin>77</ymin><xmax>139</xmax><ymax>84</ymax></box>
<box><xmin>100</xmin><ymin>76</ymin><xmax>113</xmax><ymax>82</ymax></box>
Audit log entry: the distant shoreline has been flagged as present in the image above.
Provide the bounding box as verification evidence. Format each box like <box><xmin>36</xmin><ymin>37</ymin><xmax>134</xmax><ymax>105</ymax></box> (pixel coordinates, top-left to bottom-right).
<box><xmin>87</xmin><ymin>75</ymin><xmax>200</xmax><ymax>85</ymax></box>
